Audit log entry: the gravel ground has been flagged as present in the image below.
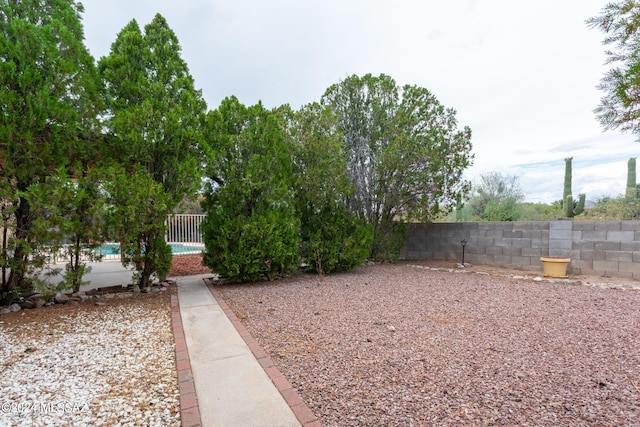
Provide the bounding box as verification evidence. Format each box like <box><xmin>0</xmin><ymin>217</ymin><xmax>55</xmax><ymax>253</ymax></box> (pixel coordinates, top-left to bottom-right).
<box><xmin>217</xmin><ymin>262</ymin><xmax>640</xmax><ymax>427</ymax></box>
<box><xmin>0</xmin><ymin>291</ymin><xmax>180</xmax><ymax>427</ymax></box>
<box><xmin>0</xmin><ymin>254</ymin><xmax>209</xmax><ymax>427</ymax></box>
<box><xmin>166</xmin><ymin>253</ymin><xmax>211</xmax><ymax>277</ymax></box>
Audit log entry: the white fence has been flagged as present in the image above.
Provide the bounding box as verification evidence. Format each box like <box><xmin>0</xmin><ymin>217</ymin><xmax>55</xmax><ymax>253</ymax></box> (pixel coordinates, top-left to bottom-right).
<box><xmin>165</xmin><ymin>214</ymin><xmax>205</xmax><ymax>243</ymax></box>
<box><xmin>96</xmin><ymin>214</ymin><xmax>206</xmax><ymax>260</ymax></box>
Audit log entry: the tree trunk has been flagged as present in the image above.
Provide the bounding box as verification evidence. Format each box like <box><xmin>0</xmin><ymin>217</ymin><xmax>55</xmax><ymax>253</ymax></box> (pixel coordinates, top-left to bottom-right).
<box><xmin>138</xmin><ymin>236</ymin><xmax>155</xmax><ymax>290</ymax></box>
<box><xmin>72</xmin><ymin>234</ymin><xmax>82</xmax><ymax>293</ymax></box>
<box><xmin>2</xmin><ymin>211</ymin><xmax>8</xmax><ymax>291</ymax></box>
<box><xmin>2</xmin><ymin>196</ymin><xmax>32</xmax><ymax>305</ymax></box>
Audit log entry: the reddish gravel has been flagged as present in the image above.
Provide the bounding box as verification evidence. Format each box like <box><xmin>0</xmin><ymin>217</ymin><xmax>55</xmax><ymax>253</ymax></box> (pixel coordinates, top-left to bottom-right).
<box><xmin>216</xmin><ymin>262</ymin><xmax>640</xmax><ymax>427</ymax></box>
<box><xmin>168</xmin><ymin>254</ymin><xmax>211</xmax><ymax>277</ymax></box>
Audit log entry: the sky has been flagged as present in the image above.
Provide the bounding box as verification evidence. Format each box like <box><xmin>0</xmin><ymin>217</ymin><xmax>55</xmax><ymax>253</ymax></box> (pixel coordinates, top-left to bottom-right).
<box><xmin>79</xmin><ymin>0</ymin><xmax>639</xmax><ymax>204</ymax></box>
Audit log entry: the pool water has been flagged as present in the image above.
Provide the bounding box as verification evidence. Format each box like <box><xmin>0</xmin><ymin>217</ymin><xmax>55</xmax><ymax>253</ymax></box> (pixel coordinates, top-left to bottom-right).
<box><xmin>96</xmin><ymin>243</ymin><xmax>204</xmax><ymax>255</ymax></box>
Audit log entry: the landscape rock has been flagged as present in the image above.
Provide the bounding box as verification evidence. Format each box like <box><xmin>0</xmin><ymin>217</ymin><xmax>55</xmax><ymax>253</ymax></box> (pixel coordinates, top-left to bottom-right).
<box><xmin>54</xmin><ymin>292</ymin><xmax>70</xmax><ymax>304</ymax></box>
<box><xmin>9</xmin><ymin>303</ymin><xmax>21</xmax><ymax>312</ymax></box>
<box><xmin>19</xmin><ymin>300</ymin><xmax>34</xmax><ymax>310</ymax></box>
<box><xmin>0</xmin><ymin>289</ymin><xmax>180</xmax><ymax>425</ymax></box>
<box><xmin>71</xmin><ymin>292</ymin><xmax>91</xmax><ymax>301</ymax></box>
<box><xmin>223</xmin><ymin>262</ymin><xmax>640</xmax><ymax>426</ymax></box>
<box><xmin>30</xmin><ymin>296</ymin><xmax>47</xmax><ymax>308</ymax></box>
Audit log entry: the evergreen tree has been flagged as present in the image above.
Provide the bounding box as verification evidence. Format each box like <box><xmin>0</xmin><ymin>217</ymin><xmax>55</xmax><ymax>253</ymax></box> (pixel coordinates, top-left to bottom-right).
<box><xmin>0</xmin><ymin>0</ymin><xmax>101</xmax><ymax>302</ymax></box>
<box><xmin>98</xmin><ymin>166</ymin><xmax>173</xmax><ymax>289</ymax></box>
<box><xmin>285</xmin><ymin>103</ymin><xmax>372</xmax><ymax>274</ymax></box>
<box><xmin>99</xmin><ymin>14</ymin><xmax>207</xmax><ymax>288</ymax></box>
<box><xmin>322</xmin><ymin>74</ymin><xmax>473</xmax><ymax>260</ymax></box>
<box><xmin>25</xmin><ymin>169</ymin><xmax>106</xmax><ymax>294</ymax></box>
<box><xmin>202</xmin><ymin>98</ymin><xmax>300</xmax><ymax>282</ymax></box>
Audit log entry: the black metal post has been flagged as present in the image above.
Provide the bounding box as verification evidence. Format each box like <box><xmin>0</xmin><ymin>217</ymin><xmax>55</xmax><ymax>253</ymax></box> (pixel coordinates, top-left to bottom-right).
<box><xmin>461</xmin><ymin>239</ymin><xmax>467</xmax><ymax>266</ymax></box>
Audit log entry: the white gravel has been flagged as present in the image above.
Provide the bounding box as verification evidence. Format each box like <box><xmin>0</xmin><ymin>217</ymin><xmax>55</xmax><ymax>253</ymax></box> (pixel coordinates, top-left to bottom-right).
<box><xmin>0</xmin><ymin>294</ymin><xmax>180</xmax><ymax>427</ymax></box>
<box><xmin>217</xmin><ymin>262</ymin><xmax>640</xmax><ymax>427</ymax></box>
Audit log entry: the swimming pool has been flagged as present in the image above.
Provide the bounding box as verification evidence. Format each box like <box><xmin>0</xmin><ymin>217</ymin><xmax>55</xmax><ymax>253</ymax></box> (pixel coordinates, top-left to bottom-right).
<box><xmin>96</xmin><ymin>242</ymin><xmax>204</xmax><ymax>256</ymax></box>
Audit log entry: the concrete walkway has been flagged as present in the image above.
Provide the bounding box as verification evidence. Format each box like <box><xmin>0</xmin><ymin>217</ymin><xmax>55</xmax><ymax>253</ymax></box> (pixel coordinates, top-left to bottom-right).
<box><xmin>80</xmin><ymin>261</ymin><xmax>318</xmax><ymax>427</ymax></box>
<box><xmin>176</xmin><ymin>276</ymin><xmax>304</xmax><ymax>427</ymax></box>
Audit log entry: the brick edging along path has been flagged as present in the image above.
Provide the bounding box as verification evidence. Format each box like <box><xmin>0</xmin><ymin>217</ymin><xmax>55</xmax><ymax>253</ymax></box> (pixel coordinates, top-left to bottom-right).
<box><xmin>170</xmin><ymin>289</ymin><xmax>202</xmax><ymax>427</ymax></box>
<box><xmin>170</xmin><ymin>278</ymin><xmax>320</xmax><ymax>427</ymax></box>
<box><xmin>204</xmin><ymin>278</ymin><xmax>321</xmax><ymax>427</ymax></box>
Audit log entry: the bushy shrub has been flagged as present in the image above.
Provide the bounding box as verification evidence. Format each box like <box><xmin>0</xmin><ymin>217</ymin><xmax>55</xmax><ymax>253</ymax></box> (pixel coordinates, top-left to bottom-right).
<box><xmin>370</xmin><ymin>221</ymin><xmax>407</xmax><ymax>263</ymax></box>
<box><xmin>202</xmin><ymin>197</ymin><xmax>300</xmax><ymax>282</ymax></box>
<box><xmin>202</xmin><ymin>98</ymin><xmax>300</xmax><ymax>282</ymax></box>
<box><xmin>300</xmin><ymin>203</ymin><xmax>372</xmax><ymax>274</ymax></box>
<box><xmin>98</xmin><ymin>166</ymin><xmax>172</xmax><ymax>289</ymax></box>
<box><xmin>146</xmin><ymin>235</ymin><xmax>173</xmax><ymax>282</ymax></box>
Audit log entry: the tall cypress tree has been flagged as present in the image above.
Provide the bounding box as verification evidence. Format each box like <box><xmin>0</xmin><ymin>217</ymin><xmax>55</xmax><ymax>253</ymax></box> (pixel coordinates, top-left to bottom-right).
<box><xmin>0</xmin><ymin>0</ymin><xmax>101</xmax><ymax>301</ymax></box>
<box><xmin>99</xmin><ymin>14</ymin><xmax>207</xmax><ymax>288</ymax></box>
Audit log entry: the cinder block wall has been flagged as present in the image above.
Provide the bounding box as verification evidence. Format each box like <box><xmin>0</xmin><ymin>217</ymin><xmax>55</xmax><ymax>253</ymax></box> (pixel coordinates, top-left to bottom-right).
<box><xmin>571</xmin><ymin>221</ymin><xmax>640</xmax><ymax>279</ymax></box>
<box><xmin>400</xmin><ymin>220</ymin><xmax>640</xmax><ymax>280</ymax></box>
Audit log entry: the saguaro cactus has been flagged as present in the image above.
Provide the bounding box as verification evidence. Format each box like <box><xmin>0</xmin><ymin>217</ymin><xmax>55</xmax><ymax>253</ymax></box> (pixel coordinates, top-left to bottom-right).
<box><xmin>563</xmin><ymin>157</ymin><xmax>585</xmax><ymax>218</ymax></box>
<box><xmin>626</xmin><ymin>157</ymin><xmax>637</xmax><ymax>199</ymax></box>
<box><xmin>626</xmin><ymin>157</ymin><xmax>640</xmax><ymax>219</ymax></box>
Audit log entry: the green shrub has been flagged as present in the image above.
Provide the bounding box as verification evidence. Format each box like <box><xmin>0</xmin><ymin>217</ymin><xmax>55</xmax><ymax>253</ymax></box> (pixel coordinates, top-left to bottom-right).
<box><xmin>147</xmin><ymin>236</ymin><xmax>173</xmax><ymax>282</ymax></box>
<box><xmin>98</xmin><ymin>166</ymin><xmax>172</xmax><ymax>289</ymax></box>
<box><xmin>202</xmin><ymin>195</ymin><xmax>300</xmax><ymax>282</ymax></box>
<box><xmin>300</xmin><ymin>203</ymin><xmax>372</xmax><ymax>274</ymax></box>
<box><xmin>370</xmin><ymin>221</ymin><xmax>407</xmax><ymax>263</ymax></box>
<box><xmin>202</xmin><ymin>98</ymin><xmax>300</xmax><ymax>282</ymax></box>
